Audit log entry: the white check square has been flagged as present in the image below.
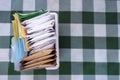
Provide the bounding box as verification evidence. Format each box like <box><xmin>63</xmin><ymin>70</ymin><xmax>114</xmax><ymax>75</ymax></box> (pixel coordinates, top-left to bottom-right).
<box><xmin>21</xmin><ymin>75</ymin><xmax>34</xmax><ymax>80</ymax></box>
<box><xmin>47</xmin><ymin>75</ymin><xmax>59</xmax><ymax>80</ymax></box>
<box><xmin>0</xmin><ymin>49</ymin><xmax>9</xmax><ymax>62</ymax></box>
<box><xmin>94</xmin><ymin>24</ymin><xmax>106</xmax><ymax>37</ymax></box>
<box><xmin>0</xmin><ymin>75</ymin><xmax>8</xmax><ymax>80</ymax></box>
<box><xmin>95</xmin><ymin>49</ymin><xmax>107</xmax><ymax>62</ymax></box>
<box><xmin>71</xmin><ymin>49</ymin><xmax>83</xmax><ymax>62</ymax></box>
<box><xmin>23</xmin><ymin>0</ymin><xmax>35</xmax><ymax>11</ymax></box>
<box><xmin>118</xmin><ymin>25</ymin><xmax>120</xmax><ymax>37</ymax></box>
<box><xmin>95</xmin><ymin>75</ymin><xmax>107</xmax><ymax>80</ymax></box>
<box><xmin>71</xmin><ymin>24</ymin><xmax>82</xmax><ymax>36</ymax></box>
<box><xmin>117</xmin><ymin>1</ymin><xmax>120</xmax><ymax>12</ymax></box>
<box><xmin>47</xmin><ymin>0</ymin><xmax>59</xmax><ymax>11</ymax></box>
<box><xmin>118</xmin><ymin>50</ymin><xmax>120</xmax><ymax>62</ymax></box>
<box><xmin>71</xmin><ymin>0</ymin><xmax>82</xmax><ymax>11</ymax></box>
<box><xmin>0</xmin><ymin>0</ymin><xmax>11</xmax><ymax>11</ymax></box>
<box><xmin>94</xmin><ymin>0</ymin><xmax>105</xmax><ymax>12</ymax></box>
<box><xmin>0</xmin><ymin>23</ymin><xmax>10</xmax><ymax>36</ymax></box>
<box><xmin>71</xmin><ymin>75</ymin><xmax>83</xmax><ymax>80</ymax></box>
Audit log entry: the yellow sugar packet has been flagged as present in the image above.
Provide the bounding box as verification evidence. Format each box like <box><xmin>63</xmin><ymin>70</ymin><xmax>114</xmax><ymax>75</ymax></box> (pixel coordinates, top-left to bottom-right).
<box><xmin>13</xmin><ymin>13</ymin><xmax>30</xmax><ymax>51</ymax></box>
<box><xmin>13</xmin><ymin>13</ymin><xmax>26</xmax><ymax>38</ymax></box>
<box><xmin>12</xmin><ymin>20</ymin><xmax>18</xmax><ymax>41</ymax></box>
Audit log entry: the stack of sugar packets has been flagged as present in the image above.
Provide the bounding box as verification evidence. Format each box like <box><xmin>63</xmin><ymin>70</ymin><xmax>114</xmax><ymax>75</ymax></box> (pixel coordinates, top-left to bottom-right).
<box><xmin>11</xmin><ymin>10</ymin><xmax>59</xmax><ymax>71</ymax></box>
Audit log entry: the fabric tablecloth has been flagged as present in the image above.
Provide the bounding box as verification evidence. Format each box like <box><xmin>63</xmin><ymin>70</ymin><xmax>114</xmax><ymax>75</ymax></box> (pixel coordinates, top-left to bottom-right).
<box><xmin>0</xmin><ymin>0</ymin><xmax>120</xmax><ymax>80</ymax></box>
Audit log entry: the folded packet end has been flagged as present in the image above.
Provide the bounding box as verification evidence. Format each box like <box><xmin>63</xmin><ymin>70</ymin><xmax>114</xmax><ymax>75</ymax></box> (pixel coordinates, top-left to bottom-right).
<box><xmin>20</xmin><ymin>61</ymin><xmax>57</xmax><ymax>71</ymax></box>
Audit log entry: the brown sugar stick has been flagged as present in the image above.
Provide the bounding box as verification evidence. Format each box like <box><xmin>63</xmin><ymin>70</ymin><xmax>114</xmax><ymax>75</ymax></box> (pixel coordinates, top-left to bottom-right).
<box><xmin>22</xmin><ymin>61</ymin><xmax>57</xmax><ymax>71</ymax></box>
<box><xmin>24</xmin><ymin>54</ymin><xmax>56</xmax><ymax>65</ymax></box>
<box><xmin>22</xmin><ymin>58</ymin><xmax>56</xmax><ymax>69</ymax></box>
<box><xmin>22</xmin><ymin>58</ymin><xmax>55</xmax><ymax>69</ymax></box>
<box><xmin>21</xmin><ymin>49</ymin><xmax>55</xmax><ymax>62</ymax></box>
<box><xmin>21</xmin><ymin>63</ymin><xmax>56</xmax><ymax>71</ymax></box>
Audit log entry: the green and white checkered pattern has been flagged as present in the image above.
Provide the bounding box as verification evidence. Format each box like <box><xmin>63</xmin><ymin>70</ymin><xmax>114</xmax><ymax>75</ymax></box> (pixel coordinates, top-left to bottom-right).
<box><xmin>0</xmin><ymin>0</ymin><xmax>120</xmax><ymax>80</ymax></box>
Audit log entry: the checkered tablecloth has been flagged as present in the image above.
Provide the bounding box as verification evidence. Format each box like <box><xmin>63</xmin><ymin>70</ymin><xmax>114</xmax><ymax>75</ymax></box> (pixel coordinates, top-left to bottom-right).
<box><xmin>0</xmin><ymin>0</ymin><xmax>120</xmax><ymax>80</ymax></box>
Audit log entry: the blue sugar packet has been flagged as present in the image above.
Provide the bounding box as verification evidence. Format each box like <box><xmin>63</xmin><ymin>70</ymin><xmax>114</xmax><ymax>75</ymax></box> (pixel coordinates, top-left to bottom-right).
<box><xmin>11</xmin><ymin>38</ymin><xmax>27</xmax><ymax>71</ymax></box>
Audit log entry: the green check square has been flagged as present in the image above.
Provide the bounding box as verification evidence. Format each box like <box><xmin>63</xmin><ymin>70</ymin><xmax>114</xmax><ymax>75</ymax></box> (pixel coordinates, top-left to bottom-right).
<box><xmin>0</xmin><ymin>36</ymin><xmax>10</xmax><ymax>48</ymax></box>
<box><xmin>83</xmin><ymin>62</ymin><xmax>95</xmax><ymax>74</ymax></box>
<box><xmin>0</xmin><ymin>62</ymin><xmax>9</xmax><ymax>75</ymax></box>
<box><xmin>83</xmin><ymin>37</ymin><xmax>94</xmax><ymax>49</ymax></box>
<box><xmin>82</xmin><ymin>12</ymin><xmax>94</xmax><ymax>24</ymax></box>
<box><xmin>59</xmin><ymin>36</ymin><xmax>71</xmax><ymax>48</ymax></box>
<box><xmin>0</xmin><ymin>11</ymin><xmax>11</xmax><ymax>23</ymax></box>
<box><xmin>59</xmin><ymin>62</ymin><xmax>71</xmax><ymax>74</ymax></box>
<box><xmin>107</xmin><ymin>62</ymin><xmax>119</xmax><ymax>75</ymax></box>
<box><xmin>8</xmin><ymin>62</ymin><xmax>20</xmax><ymax>75</ymax></box>
<box><xmin>106</xmin><ymin>12</ymin><xmax>117</xmax><ymax>24</ymax></box>
<box><xmin>59</xmin><ymin>11</ymin><xmax>71</xmax><ymax>23</ymax></box>
<box><xmin>107</xmin><ymin>37</ymin><xmax>118</xmax><ymax>49</ymax></box>
<box><xmin>34</xmin><ymin>69</ymin><xmax>46</xmax><ymax>75</ymax></box>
